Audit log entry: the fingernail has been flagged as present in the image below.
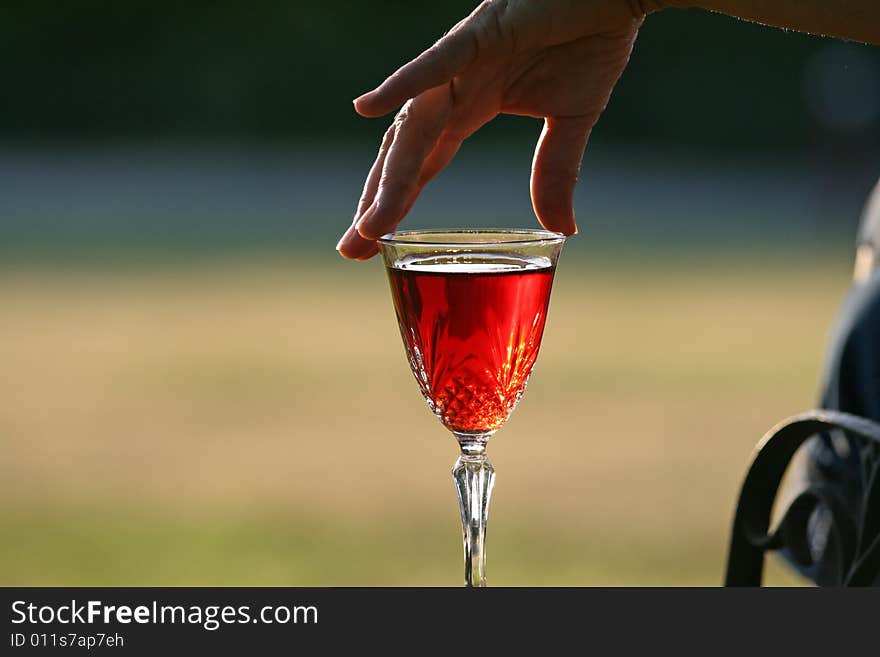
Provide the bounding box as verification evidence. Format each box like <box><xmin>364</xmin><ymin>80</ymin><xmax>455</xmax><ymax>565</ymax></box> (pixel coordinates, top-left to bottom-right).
<box><xmin>355</xmin><ymin>204</ymin><xmax>378</xmax><ymax>238</ymax></box>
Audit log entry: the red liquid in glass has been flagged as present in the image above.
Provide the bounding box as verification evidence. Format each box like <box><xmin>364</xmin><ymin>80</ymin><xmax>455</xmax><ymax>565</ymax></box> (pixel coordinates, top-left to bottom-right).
<box><xmin>387</xmin><ymin>260</ymin><xmax>556</xmax><ymax>434</ymax></box>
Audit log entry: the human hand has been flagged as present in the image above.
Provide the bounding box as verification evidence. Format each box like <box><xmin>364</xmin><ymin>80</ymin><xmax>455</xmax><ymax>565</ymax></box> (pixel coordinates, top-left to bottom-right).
<box><xmin>337</xmin><ymin>0</ymin><xmax>646</xmax><ymax>259</ymax></box>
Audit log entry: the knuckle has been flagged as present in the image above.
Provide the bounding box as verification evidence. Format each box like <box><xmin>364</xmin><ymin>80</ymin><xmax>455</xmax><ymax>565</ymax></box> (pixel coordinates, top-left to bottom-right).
<box><xmin>394</xmin><ymin>100</ymin><xmax>413</xmax><ymax>126</ymax></box>
<box><xmin>532</xmin><ymin>163</ymin><xmax>580</xmax><ymax>188</ymax></box>
<box><xmin>473</xmin><ymin>0</ymin><xmax>508</xmax><ymax>46</ymax></box>
<box><xmin>380</xmin><ymin>176</ymin><xmax>412</xmax><ymax>200</ymax></box>
<box><xmin>422</xmin><ymin>42</ymin><xmax>444</xmax><ymax>66</ymax></box>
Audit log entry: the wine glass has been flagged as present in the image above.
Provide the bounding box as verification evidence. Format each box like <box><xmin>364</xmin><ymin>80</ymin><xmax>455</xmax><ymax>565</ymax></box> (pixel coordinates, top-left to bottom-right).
<box><xmin>376</xmin><ymin>229</ymin><xmax>566</xmax><ymax>587</ymax></box>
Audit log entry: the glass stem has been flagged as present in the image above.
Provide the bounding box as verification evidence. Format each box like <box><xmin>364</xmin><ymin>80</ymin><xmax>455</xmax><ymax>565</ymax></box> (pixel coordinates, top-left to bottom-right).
<box><xmin>452</xmin><ymin>438</ymin><xmax>495</xmax><ymax>587</ymax></box>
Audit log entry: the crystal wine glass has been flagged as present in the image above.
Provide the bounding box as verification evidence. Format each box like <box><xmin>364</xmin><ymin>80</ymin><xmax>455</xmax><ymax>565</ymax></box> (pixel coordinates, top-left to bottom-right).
<box><xmin>376</xmin><ymin>229</ymin><xmax>565</xmax><ymax>587</ymax></box>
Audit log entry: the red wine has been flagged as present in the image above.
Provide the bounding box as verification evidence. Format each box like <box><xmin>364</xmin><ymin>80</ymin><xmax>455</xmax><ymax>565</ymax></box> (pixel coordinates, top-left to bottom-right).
<box><xmin>387</xmin><ymin>257</ymin><xmax>556</xmax><ymax>434</ymax></box>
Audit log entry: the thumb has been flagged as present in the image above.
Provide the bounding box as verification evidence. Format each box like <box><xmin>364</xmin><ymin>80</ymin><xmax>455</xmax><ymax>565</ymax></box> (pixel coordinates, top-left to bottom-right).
<box><xmin>530</xmin><ymin>116</ymin><xmax>592</xmax><ymax>236</ymax></box>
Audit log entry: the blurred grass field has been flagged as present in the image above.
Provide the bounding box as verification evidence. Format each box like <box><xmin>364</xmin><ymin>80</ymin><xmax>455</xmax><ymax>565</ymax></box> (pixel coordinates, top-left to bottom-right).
<box><xmin>0</xmin><ymin>248</ymin><xmax>854</xmax><ymax>586</ymax></box>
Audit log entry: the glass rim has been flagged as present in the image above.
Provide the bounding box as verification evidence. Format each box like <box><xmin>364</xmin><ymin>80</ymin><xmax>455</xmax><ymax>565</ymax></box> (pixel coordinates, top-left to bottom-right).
<box><xmin>376</xmin><ymin>228</ymin><xmax>566</xmax><ymax>248</ymax></box>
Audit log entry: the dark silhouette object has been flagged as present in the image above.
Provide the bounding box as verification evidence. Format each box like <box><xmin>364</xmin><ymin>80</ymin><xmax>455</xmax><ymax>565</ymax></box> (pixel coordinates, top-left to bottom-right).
<box><xmin>726</xmin><ymin>182</ymin><xmax>880</xmax><ymax>586</ymax></box>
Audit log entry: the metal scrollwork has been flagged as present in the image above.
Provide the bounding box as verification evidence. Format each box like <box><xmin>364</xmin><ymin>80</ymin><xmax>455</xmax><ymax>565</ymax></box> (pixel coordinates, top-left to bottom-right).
<box><xmin>725</xmin><ymin>410</ymin><xmax>880</xmax><ymax>586</ymax></box>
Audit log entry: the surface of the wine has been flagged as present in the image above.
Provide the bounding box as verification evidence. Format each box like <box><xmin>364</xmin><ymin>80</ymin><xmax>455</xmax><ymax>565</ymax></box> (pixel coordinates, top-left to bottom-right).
<box><xmin>387</xmin><ymin>255</ymin><xmax>555</xmax><ymax>434</ymax></box>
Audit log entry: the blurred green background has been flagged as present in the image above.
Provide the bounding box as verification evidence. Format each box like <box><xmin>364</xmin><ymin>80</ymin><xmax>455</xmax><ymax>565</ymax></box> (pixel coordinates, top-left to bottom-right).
<box><xmin>2</xmin><ymin>2</ymin><xmax>880</xmax><ymax>586</ymax></box>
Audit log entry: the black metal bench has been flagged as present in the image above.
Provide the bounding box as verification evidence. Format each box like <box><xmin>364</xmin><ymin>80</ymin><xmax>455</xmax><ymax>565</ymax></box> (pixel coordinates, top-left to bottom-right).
<box><xmin>724</xmin><ymin>410</ymin><xmax>880</xmax><ymax>586</ymax></box>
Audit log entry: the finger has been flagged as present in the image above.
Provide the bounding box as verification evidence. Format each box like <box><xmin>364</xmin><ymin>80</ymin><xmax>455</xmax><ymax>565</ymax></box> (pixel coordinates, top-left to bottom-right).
<box><xmin>418</xmin><ymin>133</ymin><xmax>463</xmax><ymax>187</ymax></box>
<box><xmin>388</xmin><ymin>135</ymin><xmax>465</xmax><ymax>222</ymax></box>
<box><xmin>337</xmin><ymin>200</ymin><xmax>381</xmax><ymax>259</ymax></box>
<box><xmin>335</xmin><ymin>222</ymin><xmax>380</xmax><ymax>260</ymax></box>
<box><xmin>336</xmin><ymin>125</ymin><xmax>396</xmax><ymax>259</ymax></box>
<box><xmin>385</xmin><ymin>113</ymin><xmax>486</xmax><ymax>230</ymax></box>
<box><xmin>357</xmin><ymin>86</ymin><xmax>450</xmax><ymax>240</ymax></box>
<box><xmin>356</xmin><ymin>124</ymin><xmax>396</xmax><ymax>218</ymax></box>
<box><xmin>353</xmin><ymin>22</ymin><xmax>476</xmax><ymax>118</ymax></box>
<box><xmin>530</xmin><ymin>116</ymin><xmax>593</xmax><ymax>236</ymax></box>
